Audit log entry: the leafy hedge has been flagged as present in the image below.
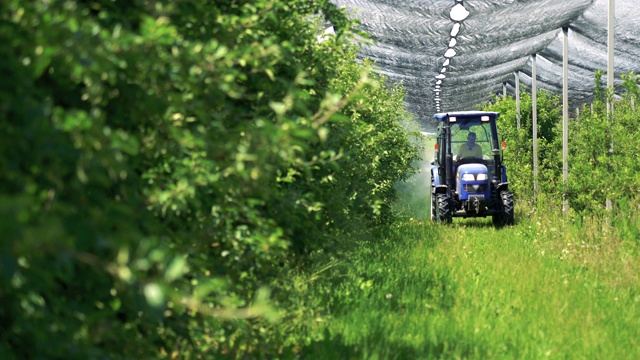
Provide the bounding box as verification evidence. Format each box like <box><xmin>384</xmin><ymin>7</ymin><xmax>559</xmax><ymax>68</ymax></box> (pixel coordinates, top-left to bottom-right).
<box><xmin>0</xmin><ymin>1</ymin><xmax>419</xmax><ymax>358</ymax></box>
<box><xmin>481</xmin><ymin>71</ymin><xmax>640</xmax><ymax>217</ymax></box>
<box><xmin>566</xmin><ymin>71</ymin><xmax>640</xmax><ymax>215</ymax></box>
<box><xmin>481</xmin><ymin>89</ymin><xmax>563</xmax><ymax>201</ymax></box>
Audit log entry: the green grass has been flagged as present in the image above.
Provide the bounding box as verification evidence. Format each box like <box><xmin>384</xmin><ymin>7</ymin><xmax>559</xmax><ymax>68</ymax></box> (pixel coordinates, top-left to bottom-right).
<box><xmin>292</xmin><ymin>154</ymin><xmax>640</xmax><ymax>359</ymax></box>
<box><xmin>299</xmin><ymin>213</ymin><xmax>640</xmax><ymax>359</ymax></box>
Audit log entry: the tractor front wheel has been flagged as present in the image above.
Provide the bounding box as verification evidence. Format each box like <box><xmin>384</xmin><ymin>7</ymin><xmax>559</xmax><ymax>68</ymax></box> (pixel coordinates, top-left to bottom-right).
<box><xmin>492</xmin><ymin>190</ymin><xmax>514</xmax><ymax>228</ymax></box>
<box><xmin>436</xmin><ymin>193</ymin><xmax>452</xmax><ymax>224</ymax></box>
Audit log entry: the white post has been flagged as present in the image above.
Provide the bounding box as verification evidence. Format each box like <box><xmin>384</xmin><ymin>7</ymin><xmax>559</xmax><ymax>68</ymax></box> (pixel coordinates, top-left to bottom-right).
<box><xmin>562</xmin><ymin>26</ymin><xmax>569</xmax><ymax>216</ymax></box>
<box><xmin>606</xmin><ymin>0</ymin><xmax>614</xmax><ymax>213</ymax></box>
<box><xmin>532</xmin><ymin>54</ymin><xmax>538</xmax><ymax>203</ymax></box>
<box><xmin>515</xmin><ymin>72</ymin><xmax>521</xmax><ymax>130</ymax></box>
<box><xmin>503</xmin><ymin>82</ymin><xmax>507</xmax><ymax>98</ymax></box>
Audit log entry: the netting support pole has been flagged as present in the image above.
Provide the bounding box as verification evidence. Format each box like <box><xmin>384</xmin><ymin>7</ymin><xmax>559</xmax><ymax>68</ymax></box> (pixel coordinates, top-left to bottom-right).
<box><xmin>532</xmin><ymin>54</ymin><xmax>538</xmax><ymax>205</ymax></box>
<box><xmin>562</xmin><ymin>26</ymin><xmax>569</xmax><ymax>216</ymax></box>
<box><xmin>606</xmin><ymin>0</ymin><xmax>615</xmax><ymax>214</ymax></box>
<box><xmin>515</xmin><ymin>72</ymin><xmax>521</xmax><ymax>130</ymax></box>
<box><xmin>503</xmin><ymin>82</ymin><xmax>507</xmax><ymax>98</ymax></box>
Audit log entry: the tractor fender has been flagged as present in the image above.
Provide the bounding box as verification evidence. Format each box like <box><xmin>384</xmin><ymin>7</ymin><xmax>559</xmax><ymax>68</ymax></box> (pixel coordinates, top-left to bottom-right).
<box><xmin>495</xmin><ymin>182</ymin><xmax>509</xmax><ymax>193</ymax></box>
<box><xmin>430</xmin><ymin>165</ymin><xmax>443</xmax><ymax>186</ymax></box>
<box><xmin>433</xmin><ymin>185</ymin><xmax>448</xmax><ymax>195</ymax></box>
<box><xmin>500</xmin><ymin>164</ymin><xmax>508</xmax><ymax>183</ymax></box>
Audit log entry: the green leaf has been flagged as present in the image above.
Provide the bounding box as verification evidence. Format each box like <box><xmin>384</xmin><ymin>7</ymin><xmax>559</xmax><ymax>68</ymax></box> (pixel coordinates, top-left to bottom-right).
<box><xmin>144</xmin><ymin>283</ymin><xmax>165</xmax><ymax>307</ymax></box>
<box><xmin>165</xmin><ymin>256</ymin><xmax>187</xmax><ymax>282</ymax></box>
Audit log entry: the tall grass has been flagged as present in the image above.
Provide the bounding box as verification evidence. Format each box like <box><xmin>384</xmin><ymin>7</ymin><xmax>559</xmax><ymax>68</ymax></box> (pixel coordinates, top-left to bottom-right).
<box><xmin>287</xmin><ymin>152</ymin><xmax>640</xmax><ymax>359</ymax></box>
<box><xmin>296</xmin><ymin>213</ymin><xmax>640</xmax><ymax>359</ymax></box>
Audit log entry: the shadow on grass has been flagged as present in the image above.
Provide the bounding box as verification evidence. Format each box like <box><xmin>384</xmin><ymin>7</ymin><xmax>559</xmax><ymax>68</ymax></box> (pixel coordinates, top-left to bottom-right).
<box><xmin>299</xmin><ymin>328</ymin><xmax>483</xmax><ymax>360</ymax></box>
<box><xmin>446</xmin><ymin>214</ymin><xmax>522</xmax><ymax>229</ymax></box>
<box><xmin>299</xmin><ymin>332</ymin><xmax>422</xmax><ymax>360</ymax></box>
<box><xmin>451</xmin><ymin>218</ymin><xmax>494</xmax><ymax>228</ymax></box>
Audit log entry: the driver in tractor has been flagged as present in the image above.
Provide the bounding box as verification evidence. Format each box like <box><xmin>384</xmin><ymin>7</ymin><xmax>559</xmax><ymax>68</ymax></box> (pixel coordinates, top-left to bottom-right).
<box><xmin>455</xmin><ymin>131</ymin><xmax>482</xmax><ymax>161</ymax></box>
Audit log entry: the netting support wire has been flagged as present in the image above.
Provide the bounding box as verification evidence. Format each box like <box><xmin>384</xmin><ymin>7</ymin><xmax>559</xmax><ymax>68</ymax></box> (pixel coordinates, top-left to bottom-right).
<box><xmin>532</xmin><ymin>54</ymin><xmax>538</xmax><ymax>205</ymax></box>
<box><xmin>606</xmin><ymin>0</ymin><xmax>615</xmax><ymax>213</ymax></box>
<box><xmin>515</xmin><ymin>72</ymin><xmax>521</xmax><ymax>130</ymax></box>
<box><xmin>562</xmin><ymin>26</ymin><xmax>569</xmax><ymax>216</ymax></box>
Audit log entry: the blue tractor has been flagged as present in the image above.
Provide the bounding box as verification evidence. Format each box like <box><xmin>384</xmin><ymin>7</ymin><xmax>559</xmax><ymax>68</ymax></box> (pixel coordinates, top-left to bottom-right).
<box><xmin>429</xmin><ymin>111</ymin><xmax>514</xmax><ymax>227</ymax></box>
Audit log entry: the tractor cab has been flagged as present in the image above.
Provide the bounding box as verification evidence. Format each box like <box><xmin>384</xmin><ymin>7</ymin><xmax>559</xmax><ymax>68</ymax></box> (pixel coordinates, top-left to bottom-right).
<box><xmin>430</xmin><ymin>111</ymin><xmax>514</xmax><ymax>227</ymax></box>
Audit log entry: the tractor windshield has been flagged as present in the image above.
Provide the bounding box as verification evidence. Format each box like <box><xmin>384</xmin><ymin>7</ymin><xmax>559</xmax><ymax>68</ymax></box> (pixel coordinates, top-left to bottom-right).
<box><xmin>451</xmin><ymin>120</ymin><xmax>496</xmax><ymax>161</ymax></box>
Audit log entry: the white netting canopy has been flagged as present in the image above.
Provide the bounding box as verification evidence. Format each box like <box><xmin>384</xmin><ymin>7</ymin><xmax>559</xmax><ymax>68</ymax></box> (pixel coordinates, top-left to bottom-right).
<box><xmin>330</xmin><ymin>0</ymin><xmax>640</xmax><ymax>129</ymax></box>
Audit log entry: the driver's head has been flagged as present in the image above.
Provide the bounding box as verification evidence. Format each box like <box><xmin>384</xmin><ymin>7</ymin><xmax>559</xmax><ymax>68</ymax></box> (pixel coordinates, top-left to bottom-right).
<box><xmin>467</xmin><ymin>132</ymin><xmax>477</xmax><ymax>144</ymax></box>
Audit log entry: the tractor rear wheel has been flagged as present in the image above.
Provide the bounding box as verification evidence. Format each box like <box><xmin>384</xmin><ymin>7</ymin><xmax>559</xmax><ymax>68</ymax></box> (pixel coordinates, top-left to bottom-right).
<box><xmin>492</xmin><ymin>190</ymin><xmax>514</xmax><ymax>228</ymax></box>
<box><xmin>436</xmin><ymin>193</ymin><xmax>452</xmax><ymax>224</ymax></box>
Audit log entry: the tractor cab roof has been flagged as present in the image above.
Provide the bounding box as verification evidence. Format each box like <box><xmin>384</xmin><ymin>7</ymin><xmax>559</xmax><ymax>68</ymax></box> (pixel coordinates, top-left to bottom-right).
<box><xmin>434</xmin><ymin>111</ymin><xmax>500</xmax><ymax>123</ymax></box>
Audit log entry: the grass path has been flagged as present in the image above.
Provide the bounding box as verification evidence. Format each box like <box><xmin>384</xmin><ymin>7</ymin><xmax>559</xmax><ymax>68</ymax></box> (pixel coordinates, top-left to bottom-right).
<box><xmin>424</xmin><ymin>218</ymin><xmax>638</xmax><ymax>359</ymax></box>
<box><xmin>315</xmin><ymin>215</ymin><xmax>640</xmax><ymax>359</ymax></box>
<box><xmin>307</xmin><ymin>153</ymin><xmax>640</xmax><ymax>359</ymax></box>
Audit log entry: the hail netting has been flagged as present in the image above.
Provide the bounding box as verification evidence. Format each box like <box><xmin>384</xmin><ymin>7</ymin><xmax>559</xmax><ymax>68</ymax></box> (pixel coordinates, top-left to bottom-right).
<box><xmin>331</xmin><ymin>0</ymin><xmax>640</xmax><ymax>130</ymax></box>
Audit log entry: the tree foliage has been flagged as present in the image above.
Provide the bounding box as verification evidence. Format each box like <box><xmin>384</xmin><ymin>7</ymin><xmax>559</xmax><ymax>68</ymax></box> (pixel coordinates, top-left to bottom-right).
<box><xmin>0</xmin><ymin>0</ymin><xmax>419</xmax><ymax>358</ymax></box>
<box><xmin>567</xmin><ymin>71</ymin><xmax>640</xmax><ymax>215</ymax></box>
<box><xmin>481</xmin><ymin>89</ymin><xmax>562</xmax><ymax>201</ymax></box>
<box><xmin>481</xmin><ymin>71</ymin><xmax>640</xmax><ymax>217</ymax></box>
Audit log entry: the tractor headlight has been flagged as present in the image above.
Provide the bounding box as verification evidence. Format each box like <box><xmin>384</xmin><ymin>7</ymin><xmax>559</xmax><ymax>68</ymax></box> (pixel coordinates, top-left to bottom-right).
<box><xmin>461</xmin><ymin>173</ymin><xmax>475</xmax><ymax>181</ymax></box>
<box><xmin>461</xmin><ymin>173</ymin><xmax>488</xmax><ymax>181</ymax></box>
